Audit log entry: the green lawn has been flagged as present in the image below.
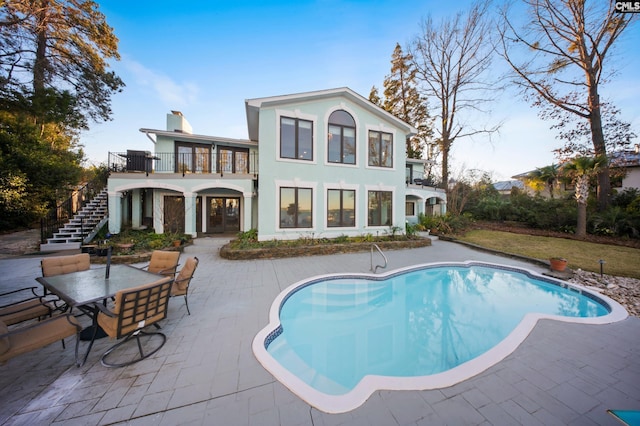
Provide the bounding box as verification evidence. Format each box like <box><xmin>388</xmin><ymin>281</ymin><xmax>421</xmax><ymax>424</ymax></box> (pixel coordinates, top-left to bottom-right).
<box><xmin>456</xmin><ymin>230</ymin><xmax>640</xmax><ymax>279</ymax></box>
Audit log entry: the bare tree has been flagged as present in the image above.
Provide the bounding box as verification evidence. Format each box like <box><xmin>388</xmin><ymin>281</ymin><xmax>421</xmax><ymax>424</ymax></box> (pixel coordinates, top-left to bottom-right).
<box><xmin>409</xmin><ymin>0</ymin><xmax>499</xmax><ymax>191</ymax></box>
<box><xmin>498</xmin><ymin>0</ymin><xmax>636</xmax><ymax>210</ymax></box>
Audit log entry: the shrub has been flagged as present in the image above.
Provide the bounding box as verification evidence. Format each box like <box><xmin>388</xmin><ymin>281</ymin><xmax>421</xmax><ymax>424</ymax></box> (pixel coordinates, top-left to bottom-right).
<box><xmin>418</xmin><ymin>213</ymin><xmax>473</xmax><ymax>235</ymax></box>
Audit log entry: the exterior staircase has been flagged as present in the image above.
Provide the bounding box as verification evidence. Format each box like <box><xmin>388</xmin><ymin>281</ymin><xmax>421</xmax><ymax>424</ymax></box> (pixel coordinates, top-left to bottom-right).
<box><xmin>40</xmin><ymin>189</ymin><xmax>109</xmax><ymax>252</ymax></box>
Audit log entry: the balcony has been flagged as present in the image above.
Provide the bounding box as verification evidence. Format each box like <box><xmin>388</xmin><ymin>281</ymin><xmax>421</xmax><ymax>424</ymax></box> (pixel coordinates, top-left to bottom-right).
<box><xmin>108</xmin><ymin>151</ymin><xmax>258</xmax><ymax>177</ymax></box>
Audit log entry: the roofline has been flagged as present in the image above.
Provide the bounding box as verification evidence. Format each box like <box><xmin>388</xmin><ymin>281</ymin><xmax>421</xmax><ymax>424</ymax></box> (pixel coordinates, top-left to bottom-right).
<box><xmin>139</xmin><ymin>128</ymin><xmax>257</xmax><ymax>147</ymax></box>
<box><xmin>245</xmin><ymin>87</ymin><xmax>418</xmax><ymax>141</ymax></box>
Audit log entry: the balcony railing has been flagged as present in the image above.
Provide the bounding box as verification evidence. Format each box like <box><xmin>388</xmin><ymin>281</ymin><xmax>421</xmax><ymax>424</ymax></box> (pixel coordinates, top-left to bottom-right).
<box><xmin>108</xmin><ymin>151</ymin><xmax>259</xmax><ymax>176</ymax></box>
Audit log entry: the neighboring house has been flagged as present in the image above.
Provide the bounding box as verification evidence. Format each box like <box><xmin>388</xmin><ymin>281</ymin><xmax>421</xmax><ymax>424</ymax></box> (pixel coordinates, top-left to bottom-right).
<box><xmin>512</xmin><ymin>145</ymin><xmax>640</xmax><ymax>198</ymax></box>
<box><xmin>107</xmin><ymin>87</ymin><xmax>446</xmax><ymax>241</ymax></box>
<box><xmin>611</xmin><ymin>145</ymin><xmax>640</xmax><ymax>192</ymax></box>
<box><xmin>492</xmin><ymin>180</ymin><xmax>524</xmax><ymax>195</ymax></box>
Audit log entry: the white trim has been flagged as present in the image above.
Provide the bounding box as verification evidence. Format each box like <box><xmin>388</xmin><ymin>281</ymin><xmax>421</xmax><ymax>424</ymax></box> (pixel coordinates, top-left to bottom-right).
<box><xmin>252</xmin><ymin>261</ymin><xmax>628</xmax><ymax>414</ymax></box>
<box><xmin>139</xmin><ymin>128</ymin><xmax>256</xmax><ymax>147</ymax></box>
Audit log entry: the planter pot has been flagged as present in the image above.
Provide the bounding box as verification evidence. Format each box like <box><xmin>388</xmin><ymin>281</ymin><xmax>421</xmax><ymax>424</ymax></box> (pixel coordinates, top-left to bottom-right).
<box><xmin>549</xmin><ymin>258</ymin><xmax>568</xmax><ymax>272</ymax></box>
<box><xmin>173</xmin><ymin>240</ymin><xmax>181</xmax><ymax>247</ymax></box>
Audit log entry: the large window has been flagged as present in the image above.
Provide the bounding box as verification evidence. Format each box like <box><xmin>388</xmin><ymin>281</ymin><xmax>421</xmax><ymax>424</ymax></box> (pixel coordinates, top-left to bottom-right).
<box><xmin>176</xmin><ymin>142</ymin><xmax>211</xmax><ymax>173</ymax></box>
<box><xmin>280</xmin><ymin>117</ymin><xmax>313</xmax><ymax>160</ymax></box>
<box><xmin>328</xmin><ymin>110</ymin><xmax>355</xmax><ymax>164</ymax></box>
<box><xmin>368</xmin><ymin>191</ymin><xmax>392</xmax><ymax>226</ymax></box>
<box><xmin>368</xmin><ymin>130</ymin><xmax>393</xmax><ymax>168</ymax></box>
<box><xmin>280</xmin><ymin>187</ymin><xmax>313</xmax><ymax>228</ymax></box>
<box><xmin>327</xmin><ymin>189</ymin><xmax>355</xmax><ymax>227</ymax></box>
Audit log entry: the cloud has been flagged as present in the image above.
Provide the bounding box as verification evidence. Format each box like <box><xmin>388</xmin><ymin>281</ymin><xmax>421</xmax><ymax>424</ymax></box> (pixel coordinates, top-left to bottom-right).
<box><xmin>121</xmin><ymin>57</ymin><xmax>199</xmax><ymax>108</ymax></box>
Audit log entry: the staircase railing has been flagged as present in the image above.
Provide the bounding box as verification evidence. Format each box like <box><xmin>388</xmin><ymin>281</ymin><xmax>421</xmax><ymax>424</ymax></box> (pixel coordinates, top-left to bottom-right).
<box><xmin>40</xmin><ymin>172</ymin><xmax>108</xmax><ymax>244</ymax></box>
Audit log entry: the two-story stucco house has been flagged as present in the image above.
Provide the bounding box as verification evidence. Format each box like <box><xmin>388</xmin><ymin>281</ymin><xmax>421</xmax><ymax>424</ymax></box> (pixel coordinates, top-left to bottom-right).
<box><xmin>106</xmin><ymin>88</ymin><xmax>446</xmax><ymax>241</ymax></box>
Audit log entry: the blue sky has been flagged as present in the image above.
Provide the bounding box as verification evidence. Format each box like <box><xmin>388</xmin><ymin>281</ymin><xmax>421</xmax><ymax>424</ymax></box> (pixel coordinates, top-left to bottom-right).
<box><xmin>82</xmin><ymin>1</ymin><xmax>640</xmax><ymax>181</ymax></box>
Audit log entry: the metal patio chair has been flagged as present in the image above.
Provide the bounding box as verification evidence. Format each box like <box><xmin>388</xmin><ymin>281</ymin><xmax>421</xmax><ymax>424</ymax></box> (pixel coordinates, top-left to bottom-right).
<box><xmin>171</xmin><ymin>256</ymin><xmax>199</xmax><ymax>315</ymax></box>
<box><xmin>96</xmin><ymin>276</ymin><xmax>172</xmax><ymax>367</ymax></box>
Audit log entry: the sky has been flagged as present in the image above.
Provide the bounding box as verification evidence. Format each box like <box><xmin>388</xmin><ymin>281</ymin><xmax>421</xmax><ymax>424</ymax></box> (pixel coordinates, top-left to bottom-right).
<box><xmin>81</xmin><ymin>0</ymin><xmax>640</xmax><ymax>182</ymax></box>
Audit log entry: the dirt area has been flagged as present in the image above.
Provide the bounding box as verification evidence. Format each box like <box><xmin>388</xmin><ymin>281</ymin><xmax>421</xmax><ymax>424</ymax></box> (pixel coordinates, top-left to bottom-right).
<box><xmin>0</xmin><ymin>229</ymin><xmax>41</xmax><ymax>259</ymax></box>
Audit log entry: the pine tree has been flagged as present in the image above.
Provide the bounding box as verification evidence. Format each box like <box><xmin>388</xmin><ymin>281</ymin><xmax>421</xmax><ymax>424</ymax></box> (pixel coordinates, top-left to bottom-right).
<box><xmin>0</xmin><ymin>0</ymin><xmax>124</xmax><ymax>128</ymax></box>
<box><xmin>368</xmin><ymin>85</ymin><xmax>382</xmax><ymax>106</ymax></box>
<box><xmin>380</xmin><ymin>43</ymin><xmax>432</xmax><ymax>160</ymax></box>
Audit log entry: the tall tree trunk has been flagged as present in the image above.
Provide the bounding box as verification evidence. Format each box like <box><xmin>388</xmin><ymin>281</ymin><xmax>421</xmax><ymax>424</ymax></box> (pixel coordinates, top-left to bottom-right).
<box><xmin>588</xmin><ymin>90</ymin><xmax>611</xmax><ymax>211</ymax></box>
<box><xmin>441</xmin><ymin>142</ymin><xmax>450</xmax><ymax>193</ymax></box>
<box><xmin>33</xmin><ymin>0</ymin><xmax>49</xmax><ymax>96</ymax></box>
<box><xmin>574</xmin><ymin>174</ymin><xmax>590</xmax><ymax>238</ymax></box>
<box><xmin>576</xmin><ymin>201</ymin><xmax>587</xmax><ymax>238</ymax></box>
<box><xmin>32</xmin><ymin>0</ymin><xmax>50</xmax><ymax>130</ymax></box>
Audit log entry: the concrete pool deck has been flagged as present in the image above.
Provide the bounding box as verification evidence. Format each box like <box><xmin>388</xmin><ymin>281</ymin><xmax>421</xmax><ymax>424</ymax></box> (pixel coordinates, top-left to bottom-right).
<box><xmin>0</xmin><ymin>237</ymin><xmax>638</xmax><ymax>425</ymax></box>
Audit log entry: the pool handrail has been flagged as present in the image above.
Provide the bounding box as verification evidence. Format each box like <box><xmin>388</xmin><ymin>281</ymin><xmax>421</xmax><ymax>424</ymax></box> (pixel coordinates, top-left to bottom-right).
<box><xmin>370</xmin><ymin>243</ymin><xmax>387</xmax><ymax>273</ymax></box>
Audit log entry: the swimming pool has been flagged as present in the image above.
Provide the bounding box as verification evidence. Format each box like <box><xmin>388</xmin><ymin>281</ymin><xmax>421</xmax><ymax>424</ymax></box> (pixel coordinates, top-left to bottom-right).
<box><xmin>253</xmin><ymin>262</ymin><xmax>628</xmax><ymax>413</ymax></box>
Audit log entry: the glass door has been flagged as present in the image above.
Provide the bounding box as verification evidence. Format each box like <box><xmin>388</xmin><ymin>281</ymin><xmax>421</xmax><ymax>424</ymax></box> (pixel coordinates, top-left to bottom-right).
<box><xmin>217</xmin><ymin>147</ymin><xmax>249</xmax><ymax>174</ymax></box>
<box><xmin>207</xmin><ymin>197</ymin><xmax>240</xmax><ymax>233</ymax></box>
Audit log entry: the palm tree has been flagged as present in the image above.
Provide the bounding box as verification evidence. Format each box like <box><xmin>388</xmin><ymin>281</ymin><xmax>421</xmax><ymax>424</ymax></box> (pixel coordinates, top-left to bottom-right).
<box><xmin>563</xmin><ymin>156</ymin><xmax>607</xmax><ymax>238</ymax></box>
<box><xmin>527</xmin><ymin>164</ymin><xmax>559</xmax><ymax>198</ymax></box>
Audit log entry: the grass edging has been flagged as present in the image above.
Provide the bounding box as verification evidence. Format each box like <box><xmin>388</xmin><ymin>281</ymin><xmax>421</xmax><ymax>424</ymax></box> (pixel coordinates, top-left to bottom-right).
<box><xmin>438</xmin><ymin>235</ymin><xmax>552</xmax><ymax>269</ymax></box>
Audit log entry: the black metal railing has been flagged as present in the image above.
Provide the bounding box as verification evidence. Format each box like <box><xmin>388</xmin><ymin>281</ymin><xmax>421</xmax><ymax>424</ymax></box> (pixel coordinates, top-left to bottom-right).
<box><xmin>40</xmin><ymin>173</ymin><xmax>108</xmax><ymax>244</ymax></box>
<box><xmin>108</xmin><ymin>151</ymin><xmax>259</xmax><ymax>176</ymax></box>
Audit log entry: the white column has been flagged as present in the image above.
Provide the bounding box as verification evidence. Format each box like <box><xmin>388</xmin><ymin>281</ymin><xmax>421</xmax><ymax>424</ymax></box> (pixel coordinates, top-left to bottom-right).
<box><xmin>153</xmin><ymin>192</ymin><xmax>163</xmax><ymax>234</ymax></box>
<box><xmin>132</xmin><ymin>189</ymin><xmax>142</xmax><ymax>229</ymax></box>
<box><xmin>243</xmin><ymin>192</ymin><xmax>253</xmax><ymax>231</ymax></box>
<box><xmin>184</xmin><ymin>192</ymin><xmax>197</xmax><ymax>237</ymax></box>
<box><xmin>108</xmin><ymin>191</ymin><xmax>122</xmax><ymax>234</ymax></box>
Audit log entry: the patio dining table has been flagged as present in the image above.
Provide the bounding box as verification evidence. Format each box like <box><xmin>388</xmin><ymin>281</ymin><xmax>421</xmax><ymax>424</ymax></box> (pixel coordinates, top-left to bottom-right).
<box><xmin>36</xmin><ymin>264</ymin><xmax>165</xmax><ymax>366</ymax></box>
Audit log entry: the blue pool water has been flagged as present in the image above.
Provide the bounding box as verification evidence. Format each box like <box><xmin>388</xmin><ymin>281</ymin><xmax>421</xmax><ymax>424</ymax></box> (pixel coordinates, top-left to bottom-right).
<box><xmin>265</xmin><ymin>264</ymin><xmax>610</xmax><ymax>396</ymax></box>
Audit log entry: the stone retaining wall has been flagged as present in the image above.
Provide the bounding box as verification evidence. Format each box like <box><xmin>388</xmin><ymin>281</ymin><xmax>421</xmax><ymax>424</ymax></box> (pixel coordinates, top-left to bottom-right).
<box><xmin>220</xmin><ymin>237</ymin><xmax>432</xmax><ymax>260</ymax></box>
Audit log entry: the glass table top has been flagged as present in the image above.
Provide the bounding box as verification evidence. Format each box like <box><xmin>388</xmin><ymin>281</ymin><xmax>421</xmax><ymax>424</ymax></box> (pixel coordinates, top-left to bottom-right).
<box><xmin>37</xmin><ymin>264</ymin><xmax>165</xmax><ymax>307</ymax></box>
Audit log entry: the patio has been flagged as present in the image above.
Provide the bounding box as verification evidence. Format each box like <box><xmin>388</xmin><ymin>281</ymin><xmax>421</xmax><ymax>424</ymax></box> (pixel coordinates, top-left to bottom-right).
<box><xmin>0</xmin><ymin>237</ymin><xmax>638</xmax><ymax>425</ymax></box>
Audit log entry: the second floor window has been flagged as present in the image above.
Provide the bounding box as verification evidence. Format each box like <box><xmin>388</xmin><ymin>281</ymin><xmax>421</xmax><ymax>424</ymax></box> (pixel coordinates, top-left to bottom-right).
<box><xmin>217</xmin><ymin>147</ymin><xmax>249</xmax><ymax>174</ymax></box>
<box><xmin>368</xmin><ymin>130</ymin><xmax>393</xmax><ymax>168</ymax></box>
<box><xmin>328</xmin><ymin>110</ymin><xmax>355</xmax><ymax>164</ymax></box>
<box><xmin>281</xmin><ymin>117</ymin><xmax>313</xmax><ymax>161</ymax></box>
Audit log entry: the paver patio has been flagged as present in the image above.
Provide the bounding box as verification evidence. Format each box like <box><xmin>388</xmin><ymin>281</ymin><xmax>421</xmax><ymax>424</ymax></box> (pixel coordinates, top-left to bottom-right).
<box><xmin>0</xmin><ymin>237</ymin><xmax>638</xmax><ymax>425</ymax></box>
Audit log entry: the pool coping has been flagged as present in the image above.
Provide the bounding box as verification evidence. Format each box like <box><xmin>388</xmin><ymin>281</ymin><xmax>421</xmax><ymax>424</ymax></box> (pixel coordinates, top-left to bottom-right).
<box><xmin>252</xmin><ymin>261</ymin><xmax>629</xmax><ymax>414</ymax></box>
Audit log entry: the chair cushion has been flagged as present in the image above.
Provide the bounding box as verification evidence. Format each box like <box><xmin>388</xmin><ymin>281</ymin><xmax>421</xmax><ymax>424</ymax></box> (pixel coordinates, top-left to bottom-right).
<box><xmin>41</xmin><ymin>253</ymin><xmax>90</xmax><ymax>277</ymax></box>
<box><xmin>148</xmin><ymin>251</ymin><xmax>180</xmax><ymax>275</ymax></box>
<box><xmin>171</xmin><ymin>257</ymin><xmax>197</xmax><ymax>295</ymax></box>
<box><xmin>0</xmin><ymin>321</ymin><xmax>9</xmax><ymax>355</ymax></box>
<box><xmin>0</xmin><ymin>315</ymin><xmax>79</xmax><ymax>363</ymax></box>
<box><xmin>0</xmin><ymin>299</ymin><xmax>51</xmax><ymax>326</ymax></box>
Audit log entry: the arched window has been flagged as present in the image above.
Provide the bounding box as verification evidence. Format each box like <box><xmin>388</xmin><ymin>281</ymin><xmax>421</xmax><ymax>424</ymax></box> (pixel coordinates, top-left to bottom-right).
<box><xmin>327</xmin><ymin>110</ymin><xmax>355</xmax><ymax>164</ymax></box>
